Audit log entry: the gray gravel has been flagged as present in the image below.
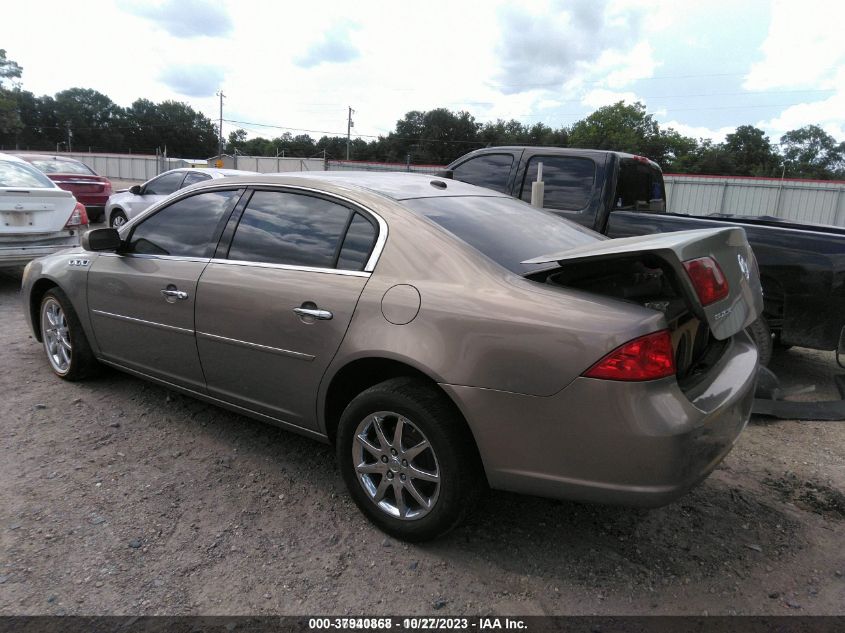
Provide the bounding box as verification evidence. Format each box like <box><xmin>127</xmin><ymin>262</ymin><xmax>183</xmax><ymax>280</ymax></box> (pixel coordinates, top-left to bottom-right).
<box><xmin>0</xmin><ymin>268</ymin><xmax>843</xmax><ymax>615</ymax></box>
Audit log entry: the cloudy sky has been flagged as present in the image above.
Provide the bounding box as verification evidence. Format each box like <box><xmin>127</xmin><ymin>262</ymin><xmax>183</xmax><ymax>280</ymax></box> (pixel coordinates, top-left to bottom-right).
<box><xmin>2</xmin><ymin>0</ymin><xmax>843</xmax><ymax>145</ymax></box>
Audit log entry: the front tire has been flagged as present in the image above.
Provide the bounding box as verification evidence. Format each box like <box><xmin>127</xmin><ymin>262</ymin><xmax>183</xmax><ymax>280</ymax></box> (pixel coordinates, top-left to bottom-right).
<box><xmin>336</xmin><ymin>377</ymin><xmax>484</xmax><ymax>542</ymax></box>
<box><xmin>39</xmin><ymin>288</ymin><xmax>98</xmax><ymax>381</ymax></box>
<box><xmin>109</xmin><ymin>209</ymin><xmax>128</xmax><ymax>228</ymax></box>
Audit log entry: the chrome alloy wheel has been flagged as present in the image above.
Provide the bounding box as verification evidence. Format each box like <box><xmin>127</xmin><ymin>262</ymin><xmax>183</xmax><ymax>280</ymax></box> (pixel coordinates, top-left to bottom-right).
<box><xmin>112</xmin><ymin>213</ymin><xmax>127</xmax><ymax>228</ymax></box>
<box><xmin>41</xmin><ymin>298</ymin><xmax>71</xmax><ymax>374</ymax></box>
<box><xmin>352</xmin><ymin>412</ymin><xmax>441</xmax><ymax>520</ymax></box>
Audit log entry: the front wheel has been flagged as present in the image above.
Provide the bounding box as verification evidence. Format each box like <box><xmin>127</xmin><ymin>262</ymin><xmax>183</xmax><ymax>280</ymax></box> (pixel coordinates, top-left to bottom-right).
<box><xmin>40</xmin><ymin>288</ymin><xmax>98</xmax><ymax>380</ymax></box>
<box><xmin>336</xmin><ymin>377</ymin><xmax>484</xmax><ymax>541</ymax></box>
<box><xmin>109</xmin><ymin>209</ymin><xmax>128</xmax><ymax>228</ymax></box>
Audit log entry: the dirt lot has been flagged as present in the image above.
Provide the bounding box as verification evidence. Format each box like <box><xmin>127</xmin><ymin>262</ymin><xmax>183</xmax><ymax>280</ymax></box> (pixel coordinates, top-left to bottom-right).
<box><xmin>0</xmin><ymin>268</ymin><xmax>843</xmax><ymax>616</ymax></box>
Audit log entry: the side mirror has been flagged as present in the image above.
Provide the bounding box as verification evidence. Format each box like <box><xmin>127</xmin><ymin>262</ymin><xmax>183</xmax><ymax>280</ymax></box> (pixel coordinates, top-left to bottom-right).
<box><xmin>129</xmin><ymin>184</ymin><xmax>142</xmax><ymax>195</ymax></box>
<box><xmin>81</xmin><ymin>228</ymin><xmax>122</xmax><ymax>252</ymax></box>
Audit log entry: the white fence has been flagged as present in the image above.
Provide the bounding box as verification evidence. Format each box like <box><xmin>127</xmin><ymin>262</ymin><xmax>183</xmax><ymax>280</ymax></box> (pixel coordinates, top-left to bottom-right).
<box><xmin>5</xmin><ymin>150</ymin><xmax>844</xmax><ymax>227</ymax></box>
<box><xmin>664</xmin><ymin>174</ymin><xmax>845</xmax><ymax>227</ymax></box>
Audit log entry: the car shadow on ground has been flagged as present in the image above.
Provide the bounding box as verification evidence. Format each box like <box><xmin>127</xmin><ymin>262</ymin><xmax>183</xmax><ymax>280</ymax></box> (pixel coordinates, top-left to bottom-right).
<box><xmin>73</xmin><ymin>365</ymin><xmax>807</xmax><ymax>595</ymax></box>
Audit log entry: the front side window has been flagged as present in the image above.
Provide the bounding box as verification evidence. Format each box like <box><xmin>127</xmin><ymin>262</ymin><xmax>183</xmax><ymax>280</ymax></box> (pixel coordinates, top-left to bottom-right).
<box><xmin>452</xmin><ymin>154</ymin><xmax>514</xmax><ymax>193</ymax></box>
<box><xmin>182</xmin><ymin>171</ymin><xmax>212</xmax><ymax>188</ymax></box>
<box><xmin>144</xmin><ymin>171</ymin><xmax>186</xmax><ymax>196</ymax></box>
<box><xmin>228</xmin><ymin>191</ymin><xmax>376</xmax><ymax>270</ymax></box>
<box><xmin>520</xmin><ymin>156</ymin><xmax>596</xmax><ymax>211</ymax></box>
<box><xmin>126</xmin><ymin>190</ymin><xmax>239</xmax><ymax>258</ymax></box>
<box><xmin>0</xmin><ymin>160</ymin><xmax>56</xmax><ymax>188</ymax></box>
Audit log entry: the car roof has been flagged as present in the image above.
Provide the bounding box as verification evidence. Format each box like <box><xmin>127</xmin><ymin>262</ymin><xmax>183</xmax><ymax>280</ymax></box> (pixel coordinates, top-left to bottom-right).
<box><xmin>215</xmin><ymin>170</ymin><xmax>510</xmax><ymax>201</ymax></box>
<box><xmin>14</xmin><ymin>154</ymin><xmax>85</xmax><ymax>163</ymax></box>
<box><xmin>0</xmin><ymin>153</ymin><xmax>28</xmax><ymax>163</ymax></box>
<box><xmin>166</xmin><ymin>167</ymin><xmax>259</xmax><ymax>177</ymax></box>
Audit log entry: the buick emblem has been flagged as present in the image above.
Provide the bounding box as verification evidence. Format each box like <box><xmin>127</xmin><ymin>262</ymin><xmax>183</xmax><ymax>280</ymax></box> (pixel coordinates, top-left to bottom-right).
<box><xmin>737</xmin><ymin>254</ymin><xmax>750</xmax><ymax>280</ymax></box>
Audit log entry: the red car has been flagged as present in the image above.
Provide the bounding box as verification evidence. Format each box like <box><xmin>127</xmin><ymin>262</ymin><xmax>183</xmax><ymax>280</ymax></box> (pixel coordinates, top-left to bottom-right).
<box><xmin>15</xmin><ymin>154</ymin><xmax>112</xmax><ymax>223</ymax></box>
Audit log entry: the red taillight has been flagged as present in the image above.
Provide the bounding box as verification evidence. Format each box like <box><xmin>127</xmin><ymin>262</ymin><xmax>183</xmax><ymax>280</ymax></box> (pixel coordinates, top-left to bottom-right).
<box><xmin>65</xmin><ymin>202</ymin><xmax>89</xmax><ymax>228</ymax></box>
<box><xmin>583</xmin><ymin>330</ymin><xmax>675</xmax><ymax>381</ymax></box>
<box><xmin>683</xmin><ymin>257</ymin><xmax>729</xmax><ymax>306</ymax></box>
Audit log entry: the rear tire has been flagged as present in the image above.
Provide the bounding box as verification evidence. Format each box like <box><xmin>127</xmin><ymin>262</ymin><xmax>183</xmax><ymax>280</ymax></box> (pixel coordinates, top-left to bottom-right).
<box><xmin>39</xmin><ymin>288</ymin><xmax>98</xmax><ymax>381</ymax></box>
<box><xmin>109</xmin><ymin>209</ymin><xmax>128</xmax><ymax>228</ymax></box>
<box><xmin>336</xmin><ymin>377</ymin><xmax>484</xmax><ymax>542</ymax></box>
<box><xmin>746</xmin><ymin>316</ymin><xmax>773</xmax><ymax>366</ymax></box>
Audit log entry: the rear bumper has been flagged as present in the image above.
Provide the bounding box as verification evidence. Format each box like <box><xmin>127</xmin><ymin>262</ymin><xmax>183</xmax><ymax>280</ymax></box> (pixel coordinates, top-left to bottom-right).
<box><xmin>0</xmin><ymin>238</ymin><xmax>79</xmax><ymax>268</ymax></box>
<box><xmin>442</xmin><ymin>331</ymin><xmax>758</xmax><ymax>507</ymax></box>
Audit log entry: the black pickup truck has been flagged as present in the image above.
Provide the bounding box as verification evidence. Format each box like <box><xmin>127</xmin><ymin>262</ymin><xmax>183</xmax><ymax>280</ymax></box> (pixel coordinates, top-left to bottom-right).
<box><xmin>446</xmin><ymin>146</ymin><xmax>845</xmax><ymax>364</ymax></box>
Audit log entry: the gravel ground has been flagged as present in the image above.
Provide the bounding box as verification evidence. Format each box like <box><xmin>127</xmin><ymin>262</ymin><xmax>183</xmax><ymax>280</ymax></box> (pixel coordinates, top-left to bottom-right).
<box><xmin>0</xmin><ymin>267</ymin><xmax>843</xmax><ymax>616</ymax></box>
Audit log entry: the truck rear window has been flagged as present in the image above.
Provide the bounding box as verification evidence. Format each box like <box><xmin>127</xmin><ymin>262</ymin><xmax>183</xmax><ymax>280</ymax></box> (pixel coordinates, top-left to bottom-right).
<box><xmin>615</xmin><ymin>159</ymin><xmax>665</xmax><ymax>212</ymax></box>
<box><xmin>519</xmin><ymin>156</ymin><xmax>595</xmax><ymax>211</ymax></box>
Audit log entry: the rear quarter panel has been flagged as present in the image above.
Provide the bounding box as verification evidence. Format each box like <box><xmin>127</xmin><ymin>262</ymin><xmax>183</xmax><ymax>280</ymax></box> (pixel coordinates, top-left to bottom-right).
<box><xmin>317</xmin><ymin>196</ymin><xmax>666</xmax><ymax>433</ymax></box>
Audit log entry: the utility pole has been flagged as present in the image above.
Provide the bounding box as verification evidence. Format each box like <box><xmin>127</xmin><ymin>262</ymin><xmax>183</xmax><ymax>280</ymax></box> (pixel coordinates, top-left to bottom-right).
<box><xmin>216</xmin><ymin>90</ymin><xmax>225</xmax><ymax>157</ymax></box>
<box><xmin>346</xmin><ymin>106</ymin><xmax>355</xmax><ymax>161</ymax></box>
<box><xmin>66</xmin><ymin>121</ymin><xmax>72</xmax><ymax>153</ymax></box>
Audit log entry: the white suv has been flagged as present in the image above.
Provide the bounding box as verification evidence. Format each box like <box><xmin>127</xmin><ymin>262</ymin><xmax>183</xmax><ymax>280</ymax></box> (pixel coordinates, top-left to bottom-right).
<box><xmin>0</xmin><ymin>153</ymin><xmax>87</xmax><ymax>268</ymax></box>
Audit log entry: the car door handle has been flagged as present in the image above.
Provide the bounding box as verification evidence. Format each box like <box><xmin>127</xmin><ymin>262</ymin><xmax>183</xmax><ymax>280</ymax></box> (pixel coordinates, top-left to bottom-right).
<box><xmin>293</xmin><ymin>307</ymin><xmax>333</xmax><ymax>320</ymax></box>
<box><xmin>161</xmin><ymin>289</ymin><xmax>189</xmax><ymax>300</ymax></box>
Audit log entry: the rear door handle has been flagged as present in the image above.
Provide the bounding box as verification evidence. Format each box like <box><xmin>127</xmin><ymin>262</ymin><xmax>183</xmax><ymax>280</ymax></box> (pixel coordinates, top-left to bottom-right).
<box><xmin>161</xmin><ymin>288</ymin><xmax>189</xmax><ymax>300</ymax></box>
<box><xmin>293</xmin><ymin>307</ymin><xmax>333</xmax><ymax>320</ymax></box>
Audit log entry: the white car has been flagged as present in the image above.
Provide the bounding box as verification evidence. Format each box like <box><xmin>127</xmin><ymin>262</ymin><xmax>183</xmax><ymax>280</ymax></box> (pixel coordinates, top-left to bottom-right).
<box><xmin>0</xmin><ymin>153</ymin><xmax>87</xmax><ymax>268</ymax></box>
<box><xmin>104</xmin><ymin>168</ymin><xmax>259</xmax><ymax>228</ymax></box>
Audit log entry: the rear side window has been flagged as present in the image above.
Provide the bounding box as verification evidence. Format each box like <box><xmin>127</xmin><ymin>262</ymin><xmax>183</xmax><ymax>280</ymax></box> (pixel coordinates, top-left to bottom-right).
<box><xmin>29</xmin><ymin>159</ymin><xmax>95</xmax><ymax>175</ymax></box>
<box><xmin>337</xmin><ymin>213</ymin><xmax>377</xmax><ymax>270</ymax></box>
<box><xmin>228</xmin><ymin>191</ymin><xmax>373</xmax><ymax>269</ymax></box>
<box><xmin>0</xmin><ymin>161</ymin><xmax>55</xmax><ymax>188</ymax></box>
<box><xmin>126</xmin><ymin>190</ymin><xmax>239</xmax><ymax>258</ymax></box>
<box><xmin>144</xmin><ymin>171</ymin><xmax>185</xmax><ymax>195</ymax></box>
<box><xmin>520</xmin><ymin>156</ymin><xmax>596</xmax><ymax>210</ymax></box>
<box><xmin>182</xmin><ymin>171</ymin><xmax>212</xmax><ymax>188</ymax></box>
<box><xmin>452</xmin><ymin>154</ymin><xmax>514</xmax><ymax>193</ymax></box>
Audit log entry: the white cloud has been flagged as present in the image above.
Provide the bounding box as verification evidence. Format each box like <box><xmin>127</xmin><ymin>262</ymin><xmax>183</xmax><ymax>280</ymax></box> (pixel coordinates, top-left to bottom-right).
<box><xmin>743</xmin><ymin>0</ymin><xmax>844</xmax><ymax>90</ymax></box>
<box><xmin>581</xmin><ymin>89</ymin><xmax>641</xmax><ymax>109</ymax></box>
<box><xmin>756</xmin><ymin>87</ymin><xmax>845</xmax><ymax>140</ymax></box>
<box><xmin>744</xmin><ymin>0</ymin><xmax>845</xmax><ymax>141</ymax></box>
<box><xmin>660</xmin><ymin>120</ymin><xmax>736</xmax><ymax>143</ymax></box>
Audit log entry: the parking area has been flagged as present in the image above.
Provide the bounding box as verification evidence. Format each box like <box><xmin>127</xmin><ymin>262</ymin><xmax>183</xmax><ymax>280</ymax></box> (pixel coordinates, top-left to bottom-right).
<box><xmin>0</xmin><ymin>267</ymin><xmax>843</xmax><ymax>616</ymax></box>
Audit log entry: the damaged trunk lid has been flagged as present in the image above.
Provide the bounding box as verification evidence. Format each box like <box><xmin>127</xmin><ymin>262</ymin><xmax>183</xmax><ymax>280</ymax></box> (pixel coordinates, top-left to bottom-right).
<box><xmin>522</xmin><ymin>227</ymin><xmax>763</xmax><ymax>341</ymax></box>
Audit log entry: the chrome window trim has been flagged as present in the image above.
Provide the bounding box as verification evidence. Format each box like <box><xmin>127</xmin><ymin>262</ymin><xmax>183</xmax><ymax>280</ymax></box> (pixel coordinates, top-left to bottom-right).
<box><xmin>208</xmin><ymin>258</ymin><xmax>371</xmax><ymax>277</ymax></box>
<box><xmin>98</xmin><ymin>252</ymin><xmax>211</xmax><ymax>264</ymax></box>
<box><xmin>196</xmin><ymin>331</ymin><xmax>315</xmax><ymax>361</ymax></box>
<box><xmin>91</xmin><ymin>309</ymin><xmax>194</xmax><ymax>336</ymax></box>
<box><xmin>119</xmin><ymin>181</ymin><xmax>388</xmax><ymax>273</ymax></box>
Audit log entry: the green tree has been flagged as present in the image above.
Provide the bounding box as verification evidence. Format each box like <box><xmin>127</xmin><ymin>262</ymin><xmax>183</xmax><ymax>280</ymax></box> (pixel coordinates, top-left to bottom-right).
<box><xmin>780</xmin><ymin>125</ymin><xmax>845</xmax><ymax>179</ymax></box>
<box><xmin>53</xmin><ymin>88</ymin><xmax>126</xmax><ymax>151</ymax></box>
<box><xmin>724</xmin><ymin>125</ymin><xmax>781</xmax><ymax>176</ymax></box>
<box><xmin>0</xmin><ymin>49</ymin><xmax>24</xmax><ymax>138</ymax></box>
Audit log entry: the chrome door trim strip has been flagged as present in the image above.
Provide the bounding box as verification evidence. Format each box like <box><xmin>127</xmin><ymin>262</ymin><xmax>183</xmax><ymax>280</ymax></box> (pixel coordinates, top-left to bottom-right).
<box><xmin>91</xmin><ymin>309</ymin><xmax>195</xmax><ymax>335</ymax></box>
<box><xmin>98</xmin><ymin>252</ymin><xmax>211</xmax><ymax>264</ymax></box>
<box><xmin>196</xmin><ymin>331</ymin><xmax>315</xmax><ymax>361</ymax></box>
<box><xmin>208</xmin><ymin>258</ymin><xmax>371</xmax><ymax>277</ymax></box>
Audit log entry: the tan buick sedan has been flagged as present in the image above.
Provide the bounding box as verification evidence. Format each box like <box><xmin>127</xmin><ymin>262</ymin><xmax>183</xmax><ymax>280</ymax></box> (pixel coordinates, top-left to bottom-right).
<box><xmin>21</xmin><ymin>172</ymin><xmax>763</xmax><ymax>540</ymax></box>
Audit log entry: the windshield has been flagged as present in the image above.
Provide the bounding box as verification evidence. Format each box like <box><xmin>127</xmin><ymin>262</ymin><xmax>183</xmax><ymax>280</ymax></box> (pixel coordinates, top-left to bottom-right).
<box><xmin>403</xmin><ymin>195</ymin><xmax>604</xmax><ymax>275</ymax></box>
<box><xmin>29</xmin><ymin>158</ymin><xmax>95</xmax><ymax>175</ymax></box>
<box><xmin>615</xmin><ymin>159</ymin><xmax>665</xmax><ymax>213</ymax></box>
<box><xmin>0</xmin><ymin>160</ymin><xmax>57</xmax><ymax>188</ymax></box>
